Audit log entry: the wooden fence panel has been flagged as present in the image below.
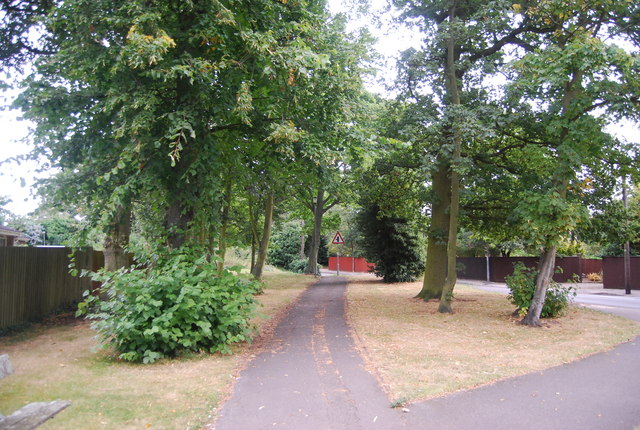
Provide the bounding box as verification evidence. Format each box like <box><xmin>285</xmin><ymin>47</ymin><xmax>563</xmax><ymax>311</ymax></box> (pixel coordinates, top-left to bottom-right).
<box><xmin>0</xmin><ymin>247</ymin><xmax>98</xmax><ymax>330</ymax></box>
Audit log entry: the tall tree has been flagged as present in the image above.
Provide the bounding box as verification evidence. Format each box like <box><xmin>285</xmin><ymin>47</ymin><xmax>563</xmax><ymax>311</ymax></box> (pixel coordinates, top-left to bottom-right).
<box><xmin>17</xmin><ymin>0</ymin><xmax>336</xmax><ymax>256</ymax></box>
<box><xmin>509</xmin><ymin>0</ymin><xmax>640</xmax><ymax>325</ymax></box>
<box><xmin>394</xmin><ymin>0</ymin><xmax>550</xmax><ymax>309</ymax></box>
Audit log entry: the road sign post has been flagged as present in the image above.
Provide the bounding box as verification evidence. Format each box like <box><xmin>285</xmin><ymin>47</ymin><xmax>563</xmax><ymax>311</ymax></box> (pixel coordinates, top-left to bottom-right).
<box><xmin>332</xmin><ymin>231</ymin><xmax>345</xmax><ymax>276</ymax></box>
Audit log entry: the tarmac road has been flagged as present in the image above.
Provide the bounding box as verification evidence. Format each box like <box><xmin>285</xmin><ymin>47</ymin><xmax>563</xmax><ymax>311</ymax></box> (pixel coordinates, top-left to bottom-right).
<box><xmin>463</xmin><ymin>278</ymin><xmax>640</xmax><ymax>322</ymax></box>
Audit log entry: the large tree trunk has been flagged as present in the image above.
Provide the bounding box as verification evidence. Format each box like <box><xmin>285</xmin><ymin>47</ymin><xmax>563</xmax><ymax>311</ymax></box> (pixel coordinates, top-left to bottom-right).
<box><xmin>417</xmin><ymin>163</ymin><xmax>450</xmax><ymax>300</ymax></box>
<box><xmin>251</xmin><ymin>192</ymin><xmax>274</xmax><ymax>280</ymax></box>
<box><xmin>521</xmin><ymin>246</ymin><xmax>557</xmax><ymax>326</ymax></box>
<box><xmin>103</xmin><ymin>201</ymin><xmax>131</xmax><ymax>271</ymax></box>
<box><xmin>306</xmin><ymin>189</ymin><xmax>324</xmax><ymax>275</ymax></box>
<box><xmin>166</xmin><ymin>198</ymin><xmax>194</xmax><ymax>249</ymax></box>
<box><xmin>217</xmin><ymin>179</ymin><xmax>233</xmax><ymax>276</ymax></box>
<box><xmin>439</xmin><ymin>161</ymin><xmax>461</xmax><ymax>312</ymax></box>
<box><xmin>438</xmin><ymin>10</ymin><xmax>462</xmax><ymax>313</ymax></box>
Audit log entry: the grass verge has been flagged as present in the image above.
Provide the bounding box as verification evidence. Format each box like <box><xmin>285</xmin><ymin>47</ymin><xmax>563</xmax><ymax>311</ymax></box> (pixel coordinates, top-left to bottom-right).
<box><xmin>0</xmin><ymin>271</ymin><xmax>317</xmax><ymax>430</ymax></box>
<box><xmin>346</xmin><ymin>276</ymin><xmax>640</xmax><ymax>405</ymax></box>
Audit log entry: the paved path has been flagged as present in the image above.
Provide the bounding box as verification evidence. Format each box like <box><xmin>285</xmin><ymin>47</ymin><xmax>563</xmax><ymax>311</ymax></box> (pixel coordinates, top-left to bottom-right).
<box><xmin>405</xmin><ymin>279</ymin><xmax>640</xmax><ymax>429</ymax></box>
<box><xmin>214</xmin><ymin>275</ymin><xmax>640</xmax><ymax>430</ymax></box>
<box><xmin>213</xmin><ymin>276</ymin><xmax>405</xmax><ymax>429</ymax></box>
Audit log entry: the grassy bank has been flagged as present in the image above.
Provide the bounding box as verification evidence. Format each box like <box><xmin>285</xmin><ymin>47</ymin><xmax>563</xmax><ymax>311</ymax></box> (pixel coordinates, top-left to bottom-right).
<box><xmin>0</xmin><ymin>271</ymin><xmax>316</xmax><ymax>429</ymax></box>
<box><xmin>346</xmin><ymin>276</ymin><xmax>640</xmax><ymax>405</ymax></box>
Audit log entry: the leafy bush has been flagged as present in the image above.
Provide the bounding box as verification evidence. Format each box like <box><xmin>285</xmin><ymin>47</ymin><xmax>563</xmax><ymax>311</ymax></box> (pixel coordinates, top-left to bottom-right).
<box><xmin>268</xmin><ymin>224</ymin><xmax>303</xmax><ymax>269</ymax></box>
<box><xmin>585</xmin><ymin>272</ymin><xmax>603</xmax><ymax>282</ymax></box>
<box><xmin>268</xmin><ymin>223</ymin><xmax>327</xmax><ymax>272</ymax></box>
<box><xmin>506</xmin><ymin>263</ymin><xmax>576</xmax><ymax>318</ymax></box>
<box><xmin>356</xmin><ymin>203</ymin><xmax>424</xmax><ymax>283</ymax></box>
<box><xmin>78</xmin><ymin>248</ymin><xmax>260</xmax><ymax>363</ymax></box>
<box><xmin>286</xmin><ymin>258</ymin><xmax>308</xmax><ymax>274</ymax></box>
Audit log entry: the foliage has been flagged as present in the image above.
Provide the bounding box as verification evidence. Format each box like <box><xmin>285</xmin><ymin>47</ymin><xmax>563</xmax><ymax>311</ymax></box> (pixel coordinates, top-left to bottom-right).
<box><xmin>268</xmin><ymin>222</ymin><xmax>329</xmax><ymax>272</ymax></box>
<box><xmin>506</xmin><ymin>263</ymin><xmax>576</xmax><ymax>318</ymax></box>
<box><xmin>581</xmin><ymin>186</ymin><xmax>640</xmax><ymax>257</ymax></box>
<box><xmin>356</xmin><ymin>203</ymin><xmax>424</xmax><ymax>283</ymax></box>
<box><xmin>585</xmin><ymin>272</ymin><xmax>603</xmax><ymax>282</ymax></box>
<box><xmin>269</xmin><ymin>223</ymin><xmax>304</xmax><ymax>272</ymax></box>
<box><xmin>77</xmin><ymin>248</ymin><xmax>261</xmax><ymax>363</ymax></box>
<box><xmin>0</xmin><ymin>196</ymin><xmax>14</xmax><ymax>225</ymax></box>
<box><xmin>287</xmin><ymin>258</ymin><xmax>309</xmax><ymax>274</ymax></box>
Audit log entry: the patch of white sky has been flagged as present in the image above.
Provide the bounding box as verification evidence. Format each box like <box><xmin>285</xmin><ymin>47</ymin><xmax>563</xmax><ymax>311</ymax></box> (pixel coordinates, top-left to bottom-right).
<box><xmin>327</xmin><ymin>0</ymin><xmax>422</xmax><ymax>95</ymax></box>
<box><xmin>0</xmin><ymin>82</ymin><xmax>47</xmax><ymax>217</ymax></box>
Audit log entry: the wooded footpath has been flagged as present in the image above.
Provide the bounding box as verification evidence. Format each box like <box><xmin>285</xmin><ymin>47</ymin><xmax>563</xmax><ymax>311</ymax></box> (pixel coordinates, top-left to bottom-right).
<box><xmin>0</xmin><ymin>247</ymin><xmax>102</xmax><ymax>331</ymax></box>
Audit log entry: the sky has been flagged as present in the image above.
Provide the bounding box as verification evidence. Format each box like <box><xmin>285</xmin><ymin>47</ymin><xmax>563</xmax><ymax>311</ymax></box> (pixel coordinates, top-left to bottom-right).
<box><xmin>0</xmin><ymin>87</ymin><xmax>43</xmax><ymax>217</ymax></box>
<box><xmin>0</xmin><ymin>1</ymin><xmax>638</xmax><ymax>217</ymax></box>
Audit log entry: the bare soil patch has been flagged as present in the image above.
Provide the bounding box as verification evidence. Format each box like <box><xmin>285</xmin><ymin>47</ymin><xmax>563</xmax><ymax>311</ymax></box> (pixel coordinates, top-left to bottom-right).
<box><xmin>0</xmin><ymin>271</ymin><xmax>316</xmax><ymax>429</ymax></box>
<box><xmin>346</xmin><ymin>275</ymin><xmax>640</xmax><ymax>405</ymax></box>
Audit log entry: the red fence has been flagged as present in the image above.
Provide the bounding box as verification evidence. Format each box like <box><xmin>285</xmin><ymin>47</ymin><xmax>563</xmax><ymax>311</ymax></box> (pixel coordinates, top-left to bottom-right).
<box><xmin>602</xmin><ymin>257</ymin><xmax>640</xmax><ymax>290</ymax></box>
<box><xmin>456</xmin><ymin>256</ymin><xmax>604</xmax><ymax>283</ymax></box>
<box><xmin>582</xmin><ymin>259</ymin><xmax>603</xmax><ymax>275</ymax></box>
<box><xmin>327</xmin><ymin>257</ymin><xmax>374</xmax><ymax>273</ymax></box>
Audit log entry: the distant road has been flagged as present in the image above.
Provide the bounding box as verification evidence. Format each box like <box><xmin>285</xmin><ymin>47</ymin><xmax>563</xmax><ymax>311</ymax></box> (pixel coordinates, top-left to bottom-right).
<box><xmin>462</xmin><ymin>279</ymin><xmax>640</xmax><ymax>322</ymax></box>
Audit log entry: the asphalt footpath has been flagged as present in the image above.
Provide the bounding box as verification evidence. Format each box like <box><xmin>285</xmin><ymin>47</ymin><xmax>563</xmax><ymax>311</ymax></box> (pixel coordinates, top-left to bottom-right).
<box><xmin>212</xmin><ymin>276</ymin><xmax>406</xmax><ymax>430</ymax></box>
<box><xmin>213</xmin><ymin>275</ymin><xmax>640</xmax><ymax>430</ymax></box>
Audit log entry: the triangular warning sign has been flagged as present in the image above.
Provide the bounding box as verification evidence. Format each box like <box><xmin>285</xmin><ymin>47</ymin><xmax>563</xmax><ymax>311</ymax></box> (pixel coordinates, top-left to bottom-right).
<box><xmin>332</xmin><ymin>231</ymin><xmax>345</xmax><ymax>245</ymax></box>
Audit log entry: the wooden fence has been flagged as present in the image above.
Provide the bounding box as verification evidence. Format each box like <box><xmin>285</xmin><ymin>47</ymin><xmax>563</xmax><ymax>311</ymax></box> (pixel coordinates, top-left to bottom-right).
<box><xmin>602</xmin><ymin>257</ymin><xmax>640</xmax><ymax>290</ymax></box>
<box><xmin>0</xmin><ymin>247</ymin><xmax>102</xmax><ymax>331</ymax></box>
<box><xmin>457</xmin><ymin>256</ymin><xmax>604</xmax><ymax>283</ymax></box>
<box><xmin>327</xmin><ymin>257</ymin><xmax>375</xmax><ymax>273</ymax></box>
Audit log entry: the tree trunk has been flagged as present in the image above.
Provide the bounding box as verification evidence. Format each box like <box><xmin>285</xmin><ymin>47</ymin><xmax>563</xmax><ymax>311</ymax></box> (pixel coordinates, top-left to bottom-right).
<box><xmin>103</xmin><ymin>201</ymin><xmax>131</xmax><ymax>271</ymax></box>
<box><xmin>438</xmin><ymin>11</ymin><xmax>462</xmax><ymax>313</ymax></box>
<box><xmin>166</xmin><ymin>198</ymin><xmax>194</xmax><ymax>249</ymax></box>
<box><xmin>521</xmin><ymin>246</ymin><xmax>557</xmax><ymax>326</ymax></box>
<box><xmin>417</xmin><ymin>163</ymin><xmax>450</xmax><ymax>300</ymax></box>
<box><xmin>306</xmin><ymin>189</ymin><xmax>324</xmax><ymax>275</ymax></box>
<box><xmin>217</xmin><ymin>180</ymin><xmax>233</xmax><ymax>276</ymax></box>
<box><xmin>521</xmin><ymin>67</ymin><xmax>582</xmax><ymax>326</ymax></box>
<box><xmin>251</xmin><ymin>192</ymin><xmax>275</xmax><ymax>280</ymax></box>
<box><xmin>439</xmin><ymin>159</ymin><xmax>461</xmax><ymax>313</ymax></box>
<box><xmin>248</xmin><ymin>193</ymin><xmax>258</xmax><ymax>273</ymax></box>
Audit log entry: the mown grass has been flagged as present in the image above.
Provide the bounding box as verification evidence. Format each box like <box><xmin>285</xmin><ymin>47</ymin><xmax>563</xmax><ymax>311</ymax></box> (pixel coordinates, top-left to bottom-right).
<box><xmin>0</xmin><ymin>271</ymin><xmax>317</xmax><ymax>429</ymax></box>
<box><xmin>346</xmin><ymin>276</ymin><xmax>640</xmax><ymax>405</ymax></box>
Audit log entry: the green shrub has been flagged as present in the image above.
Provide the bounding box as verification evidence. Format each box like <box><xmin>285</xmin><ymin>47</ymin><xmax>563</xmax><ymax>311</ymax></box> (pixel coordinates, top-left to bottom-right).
<box><xmin>505</xmin><ymin>262</ymin><xmax>576</xmax><ymax>318</ymax></box>
<box><xmin>356</xmin><ymin>203</ymin><xmax>424</xmax><ymax>283</ymax></box>
<box><xmin>269</xmin><ymin>224</ymin><xmax>302</xmax><ymax>269</ymax></box>
<box><xmin>78</xmin><ymin>248</ymin><xmax>260</xmax><ymax>363</ymax></box>
<box><xmin>286</xmin><ymin>258</ymin><xmax>308</xmax><ymax>274</ymax></box>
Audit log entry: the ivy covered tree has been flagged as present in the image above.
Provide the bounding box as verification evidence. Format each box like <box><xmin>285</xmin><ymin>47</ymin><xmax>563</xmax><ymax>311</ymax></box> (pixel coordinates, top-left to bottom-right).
<box><xmin>393</xmin><ymin>0</ymin><xmax>556</xmax><ymax>312</ymax></box>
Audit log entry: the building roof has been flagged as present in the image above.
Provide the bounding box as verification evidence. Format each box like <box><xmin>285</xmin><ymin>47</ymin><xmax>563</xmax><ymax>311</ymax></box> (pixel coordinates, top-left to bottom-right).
<box><xmin>0</xmin><ymin>225</ymin><xmax>26</xmax><ymax>237</ymax></box>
